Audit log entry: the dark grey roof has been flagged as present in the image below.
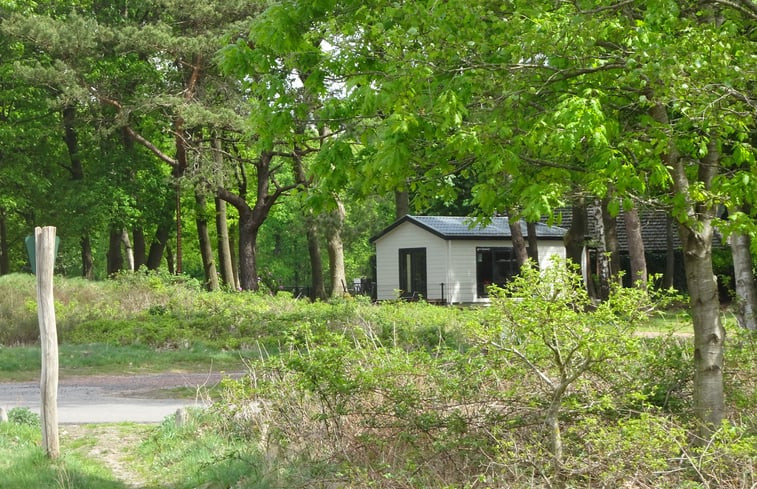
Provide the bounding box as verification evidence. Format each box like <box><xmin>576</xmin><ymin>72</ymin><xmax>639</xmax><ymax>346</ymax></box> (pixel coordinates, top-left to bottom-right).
<box><xmin>371</xmin><ymin>215</ymin><xmax>567</xmax><ymax>242</ymax></box>
<box><xmin>553</xmin><ymin>206</ymin><xmax>723</xmax><ymax>251</ymax></box>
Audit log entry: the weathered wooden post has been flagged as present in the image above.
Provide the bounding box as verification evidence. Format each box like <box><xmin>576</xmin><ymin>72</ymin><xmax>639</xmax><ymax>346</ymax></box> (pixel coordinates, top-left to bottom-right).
<box><xmin>35</xmin><ymin>226</ymin><xmax>60</xmax><ymax>458</ymax></box>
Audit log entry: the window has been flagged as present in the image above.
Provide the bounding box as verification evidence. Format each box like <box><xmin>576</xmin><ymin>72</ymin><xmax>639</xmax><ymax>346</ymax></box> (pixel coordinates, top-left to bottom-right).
<box><xmin>476</xmin><ymin>247</ymin><xmax>518</xmax><ymax>297</ymax></box>
<box><xmin>399</xmin><ymin>248</ymin><xmax>427</xmax><ymax>299</ymax></box>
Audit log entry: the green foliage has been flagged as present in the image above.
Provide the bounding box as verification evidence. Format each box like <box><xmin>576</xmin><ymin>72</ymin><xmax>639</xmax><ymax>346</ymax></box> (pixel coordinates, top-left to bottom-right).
<box><xmin>7</xmin><ymin>407</ymin><xmax>40</xmax><ymax>426</ymax></box>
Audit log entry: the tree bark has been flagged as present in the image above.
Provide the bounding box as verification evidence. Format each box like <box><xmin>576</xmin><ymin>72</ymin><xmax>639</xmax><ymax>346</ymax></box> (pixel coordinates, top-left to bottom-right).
<box><xmin>195</xmin><ymin>191</ymin><xmax>219</xmax><ymax>291</ymax></box>
<box><xmin>395</xmin><ymin>189</ymin><xmax>409</xmax><ymax>220</ymax></box>
<box><xmin>291</xmin><ymin>149</ymin><xmax>327</xmax><ymax>300</ymax></box>
<box><xmin>217</xmin><ymin>152</ymin><xmax>297</xmax><ymax>291</ymax></box>
<box><xmin>0</xmin><ymin>211</ymin><xmax>9</xmax><ymax>275</ymax></box>
<box><xmin>106</xmin><ymin>228</ymin><xmax>124</xmax><ymax>276</ymax></box>
<box><xmin>146</xmin><ymin>192</ymin><xmax>175</xmax><ymax>270</ymax></box>
<box><xmin>649</xmin><ymin>90</ymin><xmax>724</xmax><ymax>435</ymax></box>
<box><xmin>665</xmin><ymin>214</ymin><xmax>676</xmax><ymax>289</ymax></box>
<box><xmin>121</xmin><ymin>230</ymin><xmax>135</xmax><ymax>272</ymax></box>
<box><xmin>215</xmin><ymin>197</ymin><xmax>235</xmax><ymax>289</ymax></box>
<box><xmin>133</xmin><ymin>226</ymin><xmax>147</xmax><ymax>270</ymax></box>
<box><xmin>564</xmin><ymin>198</ymin><xmax>587</xmax><ymax>267</ymax></box>
<box><xmin>623</xmin><ymin>204</ymin><xmax>648</xmax><ymax>288</ymax></box>
<box><xmin>326</xmin><ymin>197</ymin><xmax>347</xmax><ymax>298</ymax></box>
<box><xmin>601</xmin><ymin>198</ymin><xmax>621</xmax><ymax>280</ymax></box>
<box><xmin>62</xmin><ymin>105</ymin><xmax>95</xmax><ymax>279</ymax></box>
<box><xmin>507</xmin><ymin>213</ymin><xmax>528</xmax><ymax>269</ymax></box>
<box><xmin>669</xmin><ymin>131</ymin><xmax>724</xmax><ymax>437</ymax></box>
<box><xmin>592</xmin><ymin>201</ymin><xmax>611</xmax><ymax>301</ymax></box>
<box><xmin>305</xmin><ymin>214</ymin><xmax>327</xmax><ymax>300</ymax></box>
<box><xmin>730</xmin><ymin>221</ymin><xmax>757</xmax><ymax>330</ymax></box>
<box><xmin>526</xmin><ymin>221</ymin><xmax>540</xmax><ymax>267</ymax></box>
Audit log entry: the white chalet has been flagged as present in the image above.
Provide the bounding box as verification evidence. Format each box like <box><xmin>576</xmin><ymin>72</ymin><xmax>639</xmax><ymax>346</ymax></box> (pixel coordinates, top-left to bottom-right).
<box><xmin>371</xmin><ymin>215</ymin><xmax>568</xmax><ymax>304</ymax></box>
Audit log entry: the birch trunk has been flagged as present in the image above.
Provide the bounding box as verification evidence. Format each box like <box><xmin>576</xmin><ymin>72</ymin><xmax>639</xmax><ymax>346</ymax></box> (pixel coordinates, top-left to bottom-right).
<box><xmin>730</xmin><ymin>229</ymin><xmax>757</xmax><ymax>330</ymax></box>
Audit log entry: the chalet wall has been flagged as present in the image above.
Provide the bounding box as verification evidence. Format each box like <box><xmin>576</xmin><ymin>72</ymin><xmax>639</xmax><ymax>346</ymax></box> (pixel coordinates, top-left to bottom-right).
<box><xmin>374</xmin><ymin>221</ymin><xmax>447</xmax><ymax>301</ymax></box>
<box><xmin>375</xmin><ymin>221</ymin><xmax>568</xmax><ymax>303</ymax></box>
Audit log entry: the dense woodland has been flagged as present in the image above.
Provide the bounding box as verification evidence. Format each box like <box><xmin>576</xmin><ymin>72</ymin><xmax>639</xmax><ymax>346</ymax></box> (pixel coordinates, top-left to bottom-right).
<box><xmin>1</xmin><ymin>0</ymin><xmax>756</xmax><ymax>443</ymax></box>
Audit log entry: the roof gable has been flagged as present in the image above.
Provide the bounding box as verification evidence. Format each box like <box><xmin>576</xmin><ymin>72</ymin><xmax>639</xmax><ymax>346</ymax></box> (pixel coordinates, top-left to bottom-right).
<box><xmin>371</xmin><ymin>215</ymin><xmax>567</xmax><ymax>242</ymax></box>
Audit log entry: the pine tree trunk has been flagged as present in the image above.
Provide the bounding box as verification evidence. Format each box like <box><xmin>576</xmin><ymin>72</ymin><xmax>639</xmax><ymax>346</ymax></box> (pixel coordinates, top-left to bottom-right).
<box><xmin>195</xmin><ymin>191</ymin><xmax>219</xmax><ymax>291</ymax></box>
<box><xmin>146</xmin><ymin>192</ymin><xmax>175</xmax><ymax>270</ymax></box>
<box><xmin>730</xmin><ymin>226</ymin><xmax>757</xmax><ymax>330</ymax></box>
<box><xmin>215</xmin><ymin>197</ymin><xmax>235</xmax><ymax>289</ymax></box>
<box><xmin>623</xmin><ymin>204</ymin><xmax>648</xmax><ymax>288</ymax></box>
<box><xmin>326</xmin><ymin>198</ymin><xmax>347</xmax><ymax>298</ymax></box>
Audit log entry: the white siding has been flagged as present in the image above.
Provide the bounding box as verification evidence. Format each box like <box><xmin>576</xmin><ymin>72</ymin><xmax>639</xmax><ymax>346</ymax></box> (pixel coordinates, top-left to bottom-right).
<box><xmin>374</xmin><ymin>222</ymin><xmax>567</xmax><ymax>303</ymax></box>
<box><xmin>374</xmin><ymin>222</ymin><xmax>448</xmax><ymax>300</ymax></box>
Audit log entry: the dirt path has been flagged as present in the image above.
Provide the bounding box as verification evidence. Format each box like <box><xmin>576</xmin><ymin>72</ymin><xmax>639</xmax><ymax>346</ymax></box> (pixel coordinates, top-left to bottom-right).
<box><xmin>61</xmin><ymin>423</ymin><xmax>154</xmax><ymax>488</ymax></box>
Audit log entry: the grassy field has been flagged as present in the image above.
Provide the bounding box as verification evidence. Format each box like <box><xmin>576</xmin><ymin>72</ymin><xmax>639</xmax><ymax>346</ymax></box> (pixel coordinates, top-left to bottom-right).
<box><xmin>0</xmin><ymin>343</ymin><xmax>259</xmax><ymax>382</ymax></box>
<box><xmin>0</xmin><ymin>271</ymin><xmax>754</xmax><ymax>488</ymax></box>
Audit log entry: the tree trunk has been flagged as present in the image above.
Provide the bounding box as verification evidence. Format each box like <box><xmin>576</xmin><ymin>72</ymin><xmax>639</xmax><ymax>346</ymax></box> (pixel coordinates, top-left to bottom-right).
<box><xmin>623</xmin><ymin>204</ymin><xmax>648</xmax><ymax>288</ymax></box>
<box><xmin>326</xmin><ymin>198</ymin><xmax>347</xmax><ymax>298</ymax></box>
<box><xmin>395</xmin><ymin>189</ymin><xmax>409</xmax><ymax>220</ymax></box>
<box><xmin>133</xmin><ymin>226</ymin><xmax>147</xmax><ymax>270</ymax></box>
<box><xmin>507</xmin><ymin>214</ymin><xmax>528</xmax><ymax>269</ymax></box>
<box><xmin>650</xmin><ymin>91</ymin><xmax>725</xmax><ymax>437</ymax></box>
<box><xmin>730</xmin><ymin>224</ymin><xmax>757</xmax><ymax>330</ymax></box>
<box><xmin>165</xmin><ymin>243</ymin><xmax>174</xmax><ymax>275</ymax></box>
<box><xmin>305</xmin><ymin>213</ymin><xmax>327</xmax><ymax>300</ymax></box>
<box><xmin>665</xmin><ymin>214</ymin><xmax>675</xmax><ymax>289</ymax></box>
<box><xmin>215</xmin><ymin>197</ymin><xmax>235</xmax><ymax>288</ymax></box>
<box><xmin>121</xmin><ymin>230</ymin><xmax>135</xmax><ymax>272</ymax></box>
<box><xmin>79</xmin><ymin>236</ymin><xmax>94</xmax><ymax>279</ymax></box>
<box><xmin>592</xmin><ymin>201</ymin><xmax>611</xmax><ymax>301</ymax></box>
<box><xmin>237</xmin><ymin>207</ymin><xmax>260</xmax><ymax>291</ymax></box>
<box><xmin>564</xmin><ymin>198</ymin><xmax>587</xmax><ymax>267</ymax></box>
<box><xmin>195</xmin><ymin>191</ymin><xmax>219</xmax><ymax>291</ymax></box>
<box><xmin>229</xmin><ymin>221</ymin><xmax>240</xmax><ymax>289</ymax></box>
<box><xmin>62</xmin><ymin>105</ymin><xmax>95</xmax><ymax>279</ymax></box>
<box><xmin>680</xmin><ymin>220</ymin><xmax>725</xmax><ymax>434</ymax></box>
<box><xmin>0</xmin><ymin>211</ymin><xmax>9</xmax><ymax>275</ymax></box>
<box><xmin>526</xmin><ymin>221</ymin><xmax>540</xmax><ymax>267</ymax></box>
<box><xmin>146</xmin><ymin>192</ymin><xmax>175</xmax><ymax>270</ymax></box>
<box><xmin>601</xmin><ymin>198</ymin><xmax>621</xmax><ymax>280</ymax></box>
<box><xmin>106</xmin><ymin>228</ymin><xmax>124</xmax><ymax>277</ymax></box>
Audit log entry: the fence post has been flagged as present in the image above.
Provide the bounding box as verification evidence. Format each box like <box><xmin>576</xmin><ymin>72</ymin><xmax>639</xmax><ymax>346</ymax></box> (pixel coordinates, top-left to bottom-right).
<box><xmin>35</xmin><ymin>226</ymin><xmax>59</xmax><ymax>458</ymax></box>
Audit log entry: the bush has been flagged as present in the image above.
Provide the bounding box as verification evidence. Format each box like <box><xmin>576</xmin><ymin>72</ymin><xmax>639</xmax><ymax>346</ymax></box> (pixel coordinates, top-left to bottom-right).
<box><xmin>7</xmin><ymin>407</ymin><xmax>40</xmax><ymax>426</ymax></box>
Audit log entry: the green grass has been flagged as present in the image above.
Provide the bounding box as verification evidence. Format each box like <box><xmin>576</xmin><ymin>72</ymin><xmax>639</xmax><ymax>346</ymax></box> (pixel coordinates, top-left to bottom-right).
<box><xmin>0</xmin><ymin>422</ymin><xmax>129</xmax><ymax>489</ymax></box>
<box><xmin>0</xmin><ymin>343</ymin><xmax>262</xmax><ymax>382</ymax></box>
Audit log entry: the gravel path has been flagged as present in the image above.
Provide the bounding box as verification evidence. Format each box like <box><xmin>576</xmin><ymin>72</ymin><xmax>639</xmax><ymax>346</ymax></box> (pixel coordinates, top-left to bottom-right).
<box><xmin>0</xmin><ymin>371</ymin><xmax>245</xmax><ymax>423</ymax></box>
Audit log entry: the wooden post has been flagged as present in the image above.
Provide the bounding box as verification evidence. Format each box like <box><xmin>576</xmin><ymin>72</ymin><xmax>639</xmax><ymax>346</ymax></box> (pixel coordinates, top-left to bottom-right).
<box><xmin>35</xmin><ymin>226</ymin><xmax>59</xmax><ymax>459</ymax></box>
